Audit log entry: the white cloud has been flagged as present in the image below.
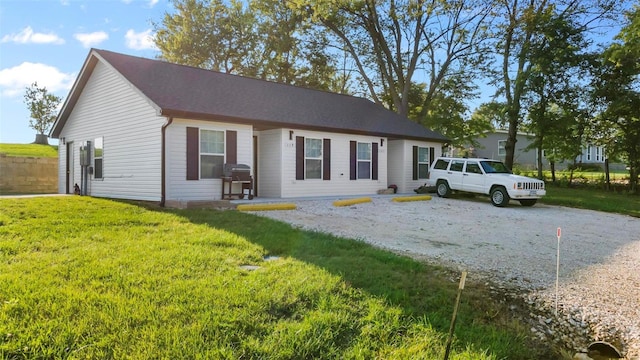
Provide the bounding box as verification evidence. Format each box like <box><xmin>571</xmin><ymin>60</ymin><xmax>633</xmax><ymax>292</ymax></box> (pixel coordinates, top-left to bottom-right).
<box><xmin>148</xmin><ymin>0</ymin><xmax>159</xmax><ymax>7</ymax></box>
<box><xmin>0</xmin><ymin>62</ymin><xmax>75</xmax><ymax>97</ymax></box>
<box><xmin>74</xmin><ymin>31</ymin><xmax>109</xmax><ymax>48</ymax></box>
<box><xmin>121</xmin><ymin>0</ymin><xmax>133</xmax><ymax>4</ymax></box>
<box><xmin>1</xmin><ymin>26</ymin><xmax>65</xmax><ymax>45</ymax></box>
<box><xmin>125</xmin><ymin>29</ymin><xmax>157</xmax><ymax>50</ymax></box>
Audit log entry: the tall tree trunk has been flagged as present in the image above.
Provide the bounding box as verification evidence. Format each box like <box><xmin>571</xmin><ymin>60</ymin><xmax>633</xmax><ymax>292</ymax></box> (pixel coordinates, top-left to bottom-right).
<box><xmin>631</xmin><ymin>165</ymin><xmax>638</xmax><ymax>194</ymax></box>
<box><xmin>550</xmin><ymin>161</ymin><xmax>556</xmax><ymax>183</ymax></box>
<box><xmin>605</xmin><ymin>158</ymin><xmax>610</xmax><ymax>191</ymax></box>
<box><xmin>505</xmin><ymin>117</ymin><xmax>518</xmax><ymax>169</ymax></box>
<box><xmin>536</xmin><ymin>143</ymin><xmax>544</xmax><ymax>180</ymax></box>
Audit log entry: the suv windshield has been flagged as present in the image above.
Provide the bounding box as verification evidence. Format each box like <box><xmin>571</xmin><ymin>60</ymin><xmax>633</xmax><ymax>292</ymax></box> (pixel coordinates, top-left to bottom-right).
<box><xmin>480</xmin><ymin>161</ymin><xmax>511</xmax><ymax>174</ymax></box>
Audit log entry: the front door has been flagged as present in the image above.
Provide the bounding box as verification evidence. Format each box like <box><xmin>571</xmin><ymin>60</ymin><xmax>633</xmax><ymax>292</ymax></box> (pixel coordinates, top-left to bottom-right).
<box><xmin>66</xmin><ymin>141</ymin><xmax>74</xmax><ymax>194</ymax></box>
<box><xmin>461</xmin><ymin>161</ymin><xmax>485</xmax><ymax>193</ymax></box>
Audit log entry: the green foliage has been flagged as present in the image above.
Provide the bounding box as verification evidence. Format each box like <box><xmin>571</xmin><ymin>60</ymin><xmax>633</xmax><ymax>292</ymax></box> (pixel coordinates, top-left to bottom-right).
<box><xmin>523</xmin><ymin>10</ymin><xmax>594</xmax><ymax>178</ymax></box>
<box><xmin>591</xmin><ymin>5</ymin><xmax>640</xmax><ymax>193</ymax></box>
<box><xmin>401</xmin><ymin>82</ymin><xmax>492</xmax><ymax>147</ymax></box>
<box><xmin>154</xmin><ymin>0</ymin><xmax>344</xmax><ymax>92</ymax></box>
<box><xmin>0</xmin><ymin>197</ymin><xmax>545</xmax><ymax>359</ymax></box>
<box><xmin>0</xmin><ymin>143</ymin><xmax>58</xmax><ymax>157</ymax></box>
<box><xmin>491</xmin><ymin>0</ymin><xmax>621</xmax><ymax>169</ymax></box>
<box><xmin>288</xmin><ymin>0</ymin><xmax>491</xmax><ymax>118</ymax></box>
<box><xmin>23</xmin><ymin>82</ymin><xmax>62</xmax><ymax>141</ymax></box>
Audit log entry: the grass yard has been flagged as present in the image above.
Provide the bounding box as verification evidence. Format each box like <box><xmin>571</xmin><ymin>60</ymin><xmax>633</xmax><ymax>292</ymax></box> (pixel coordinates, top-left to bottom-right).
<box><xmin>541</xmin><ymin>185</ymin><xmax>640</xmax><ymax>218</ymax></box>
<box><xmin>0</xmin><ymin>197</ymin><xmax>548</xmax><ymax>359</ymax></box>
<box><xmin>0</xmin><ymin>143</ymin><xmax>58</xmax><ymax>158</ymax></box>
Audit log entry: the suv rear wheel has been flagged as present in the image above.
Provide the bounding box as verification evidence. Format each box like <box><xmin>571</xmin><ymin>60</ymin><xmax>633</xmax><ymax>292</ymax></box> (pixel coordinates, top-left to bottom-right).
<box><xmin>490</xmin><ymin>186</ymin><xmax>509</xmax><ymax>207</ymax></box>
<box><xmin>436</xmin><ymin>180</ymin><xmax>451</xmax><ymax>198</ymax></box>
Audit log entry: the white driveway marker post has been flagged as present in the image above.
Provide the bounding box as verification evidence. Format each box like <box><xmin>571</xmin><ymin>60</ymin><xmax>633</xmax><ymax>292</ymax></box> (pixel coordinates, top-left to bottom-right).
<box><xmin>555</xmin><ymin>227</ymin><xmax>561</xmax><ymax>316</ymax></box>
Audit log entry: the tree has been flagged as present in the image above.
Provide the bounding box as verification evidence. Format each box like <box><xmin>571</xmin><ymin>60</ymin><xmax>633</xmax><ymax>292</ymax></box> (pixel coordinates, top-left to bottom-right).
<box><xmin>471</xmin><ymin>102</ymin><xmax>509</xmax><ymax>130</ymax></box>
<box><xmin>523</xmin><ymin>11</ymin><xmax>592</xmax><ymax>179</ymax></box>
<box><xmin>24</xmin><ymin>82</ymin><xmax>61</xmax><ymax>145</ymax></box>
<box><xmin>289</xmin><ymin>0</ymin><xmax>492</xmax><ymax>117</ymax></box>
<box><xmin>154</xmin><ymin>0</ymin><xmax>345</xmax><ymax>92</ymax></box>
<box><xmin>402</xmin><ymin>81</ymin><xmax>492</xmax><ymax>149</ymax></box>
<box><xmin>490</xmin><ymin>0</ymin><xmax>621</xmax><ymax>169</ymax></box>
<box><xmin>592</xmin><ymin>5</ymin><xmax>640</xmax><ymax>194</ymax></box>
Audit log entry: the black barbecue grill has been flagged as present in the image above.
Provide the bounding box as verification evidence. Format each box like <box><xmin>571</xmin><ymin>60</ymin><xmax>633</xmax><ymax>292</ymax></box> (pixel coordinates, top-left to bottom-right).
<box><xmin>221</xmin><ymin>164</ymin><xmax>253</xmax><ymax>200</ymax></box>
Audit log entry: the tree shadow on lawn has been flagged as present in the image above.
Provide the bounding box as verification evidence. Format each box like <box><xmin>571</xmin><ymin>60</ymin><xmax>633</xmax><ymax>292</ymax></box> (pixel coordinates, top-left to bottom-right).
<box><xmin>165</xmin><ymin>206</ymin><xmax>553</xmax><ymax>359</ymax></box>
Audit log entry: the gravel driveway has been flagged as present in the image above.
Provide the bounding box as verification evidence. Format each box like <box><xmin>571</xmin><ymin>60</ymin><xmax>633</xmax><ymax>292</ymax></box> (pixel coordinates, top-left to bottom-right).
<box><xmin>245</xmin><ymin>195</ymin><xmax>640</xmax><ymax>358</ymax></box>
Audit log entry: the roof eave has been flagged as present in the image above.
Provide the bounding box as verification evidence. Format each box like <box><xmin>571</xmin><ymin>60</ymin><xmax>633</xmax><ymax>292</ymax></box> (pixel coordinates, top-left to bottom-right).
<box><xmin>161</xmin><ymin>109</ymin><xmax>449</xmax><ymax>143</ymax></box>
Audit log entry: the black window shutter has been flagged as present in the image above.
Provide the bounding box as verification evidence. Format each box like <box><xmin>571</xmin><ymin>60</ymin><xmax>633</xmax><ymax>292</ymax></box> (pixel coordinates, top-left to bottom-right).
<box><xmin>372</xmin><ymin>142</ymin><xmax>378</xmax><ymax>180</ymax></box>
<box><xmin>429</xmin><ymin>147</ymin><xmax>435</xmax><ymax>166</ymax></box>
<box><xmin>186</xmin><ymin>127</ymin><xmax>199</xmax><ymax>180</ymax></box>
<box><xmin>412</xmin><ymin>146</ymin><xmax>418</xmax><ymax>180</ymax></box>
<box><xmin>350</xmin><ymin>141</ymin><xmax>357</xmax><ymax>180</ymax></box>
<box><xmin>226</xmin><ymin>130</ymin><xmax>237</xmax><ymax>165</ymax></box>
<box><xmin>296</xmin><ymin>136</ymin><xmax>304</xmax><ymax>180</ymax></box>
<box><xmin>323</xmin><ymin>138</ymin><xmax>331</xmax><ymax>180</ymax></box>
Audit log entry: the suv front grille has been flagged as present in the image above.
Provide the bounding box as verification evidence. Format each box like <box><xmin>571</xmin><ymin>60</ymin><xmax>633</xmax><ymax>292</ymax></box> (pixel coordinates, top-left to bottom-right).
<box><xmin>520</xmin><ymin>182</ymin><xmax>544</xmax><ymax>190</ymax></box>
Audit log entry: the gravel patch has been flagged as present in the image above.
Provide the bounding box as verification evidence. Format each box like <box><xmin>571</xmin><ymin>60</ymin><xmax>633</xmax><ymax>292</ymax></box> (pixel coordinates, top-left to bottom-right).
<box><xmin>246</xmin><ymin>195</ymin><xmax>640</xmax><ymax>358</ymax></box>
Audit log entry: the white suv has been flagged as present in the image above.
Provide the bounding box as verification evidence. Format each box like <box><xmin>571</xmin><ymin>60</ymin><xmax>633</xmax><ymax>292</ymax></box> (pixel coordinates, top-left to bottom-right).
<box><xmin>428</xmin><ymin>157</ymin><xmax>546</xmax><ymax>207</ymax></box>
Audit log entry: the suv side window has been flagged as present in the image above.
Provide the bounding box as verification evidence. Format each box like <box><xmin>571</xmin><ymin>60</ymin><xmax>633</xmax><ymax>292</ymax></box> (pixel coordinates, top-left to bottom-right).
<box><xmin>465</xmin><ymin>162</ymin><xmax>482</xmax><ymax>174</ymax></box>
<box><xmin>433</xmin><ymin>159</ymin><xmax>450</xmax><ymax>170</ymax></box>
<box><xmin>450</xmin><ymin>160</ymin><xmax>465</xmax><ymax>172</ymax></box>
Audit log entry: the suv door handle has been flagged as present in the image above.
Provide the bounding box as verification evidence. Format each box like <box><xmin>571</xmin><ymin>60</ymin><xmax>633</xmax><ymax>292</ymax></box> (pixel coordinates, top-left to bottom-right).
<box><xmin>463</xmin><ymin>173</ymin><xmax>468</xmax><ymax>176</ymax></box>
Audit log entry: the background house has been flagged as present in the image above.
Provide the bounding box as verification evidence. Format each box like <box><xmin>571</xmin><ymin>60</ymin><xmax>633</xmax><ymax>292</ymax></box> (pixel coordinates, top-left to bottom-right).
<box><xmin>50</xmin><ymin>49</ymin><xmax>448</xmax><ymax>206</ymax></box>
<box><xmin>455</xmin><ymin>129</ymin><xmax>608</xmax><ymax>171</ymax></box>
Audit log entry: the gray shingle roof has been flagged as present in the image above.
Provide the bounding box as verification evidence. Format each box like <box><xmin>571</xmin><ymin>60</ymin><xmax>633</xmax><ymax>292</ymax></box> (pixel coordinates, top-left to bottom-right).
<box><xmin>53</xmin><ymin>49</ymin><xmax>447</xmax><ymax>142</ymax></box>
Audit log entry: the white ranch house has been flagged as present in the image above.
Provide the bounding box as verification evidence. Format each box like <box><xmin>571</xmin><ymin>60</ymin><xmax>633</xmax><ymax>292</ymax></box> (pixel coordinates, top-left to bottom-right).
<box><xmin>50</xmin><ymin>49</ymin><xmax>448</xmax><ymax>207</ymax></box>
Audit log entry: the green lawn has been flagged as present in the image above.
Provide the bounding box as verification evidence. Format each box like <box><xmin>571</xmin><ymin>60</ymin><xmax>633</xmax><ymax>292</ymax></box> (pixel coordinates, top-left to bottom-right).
<box><xmin>541</xmin><ymin>185</ymin><xmax>640</xmax><ymax>217</ymax></box>
<box><xmin>0</xmin><ymin>197</ymin><xmax>549</xmax><ymax>359</ymax></box>
<box><xmin>0</xmin><ymin>143</ymin><xmax>58</xmax><ymax>157</ymax></box>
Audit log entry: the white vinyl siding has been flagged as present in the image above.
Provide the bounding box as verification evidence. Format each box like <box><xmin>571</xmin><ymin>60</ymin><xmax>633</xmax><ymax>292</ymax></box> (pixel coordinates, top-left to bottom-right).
<box><xmin>165</xmin><ymin>119</ymin><xmax>252</xmax><ymax>201</ymax></box>
<box><xmin>57</xmin><ymin>61</ymin><xmax>165</xmax><ymax>201</ymax></box>
<box><xmin>275</xmin><ymin>130</ymin><xmax>386</xmax><ymax>198</ymax></box>
<box><xmin>387</xmin><ymin>139</ymin><xmax>442</xmax><ymax>194</ymax></box>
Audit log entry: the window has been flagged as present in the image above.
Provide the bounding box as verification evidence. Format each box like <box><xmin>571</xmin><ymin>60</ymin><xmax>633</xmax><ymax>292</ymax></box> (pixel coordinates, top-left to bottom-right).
<box><xmin>465</xmin><ymin>162</ymin><xmax>482</xmax><ymax>174</ymax></box>
<box><xmin>481</xmin><ymin>160</ymin><xmax>511</xmax><ymax>174</ymax></box>
<box><xmin>94</xmin><ymin>137</ymin><xmax>103</xmax><ymax>179</ymax></box>
<box><xmin>450</xmin><ymin>160</ymin><xmax>464</xmax><ymax>172</ymax></box>
<box><xmin>595</xmin><ymin>146</ymin><xmax>602</xmax><ymax>162</ymax></box>
<box><xmin>586</xmin><ymin>145</ymin><xmax>592</xmax><ymax>161</ymax></box>
<box><xmin>357</xmin><ymin>142</ymin><xmax>371</xmax><ymax>179</ymax></box>
<box><xmin>200</xmin><ymin>129</ymin><xmax>224</xmax><ymax>178</ymax></box>
<box><xmin>498</xmin><ymin>140</ymin><xmax>506</xmax><ymax>156</ymax></box>
<box><xmin>305</xmin><ymin>138</ymin><xmax>322</xmax><ymax>179</ymax></box>
<box><xmin>417</xmin><ymin>147</ymin><xmax>430</xmax><ymax>179</ymax></box>
<box><xmin>433</xmin><ymin>159</ymin><xmax>450</xmax><ymax>170</ymax></box>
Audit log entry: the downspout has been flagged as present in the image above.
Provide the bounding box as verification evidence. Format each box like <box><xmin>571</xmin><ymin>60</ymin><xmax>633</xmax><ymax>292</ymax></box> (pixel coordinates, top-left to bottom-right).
<box><xmin>160</xmin><ymin>116</ymin><xmax>173</xmax><ymax>207</ymax></box>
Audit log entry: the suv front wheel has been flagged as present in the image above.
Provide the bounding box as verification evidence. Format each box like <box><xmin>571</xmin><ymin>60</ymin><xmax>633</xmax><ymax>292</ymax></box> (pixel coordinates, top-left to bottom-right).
<box><xmin>490</xmin><ymin>186</ymin><xmax>510</xmax><ymax>207</ymax></box>
<box><xmin>436</xmin><ymin>180</ymin><xmax>452</xmax><ymax>198</ymax></box>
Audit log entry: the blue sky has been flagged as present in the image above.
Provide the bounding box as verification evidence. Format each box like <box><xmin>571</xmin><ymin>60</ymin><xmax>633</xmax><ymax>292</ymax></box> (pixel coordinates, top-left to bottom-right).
<box><xmin>0</xmin><ymin>1</ymin><xmax>628</xmax><ymax>145</ymax></box>
<box><xmin>0</xmin><ymin>0</ymin><xmax>170</xmax><ymax>144</ymax></box>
